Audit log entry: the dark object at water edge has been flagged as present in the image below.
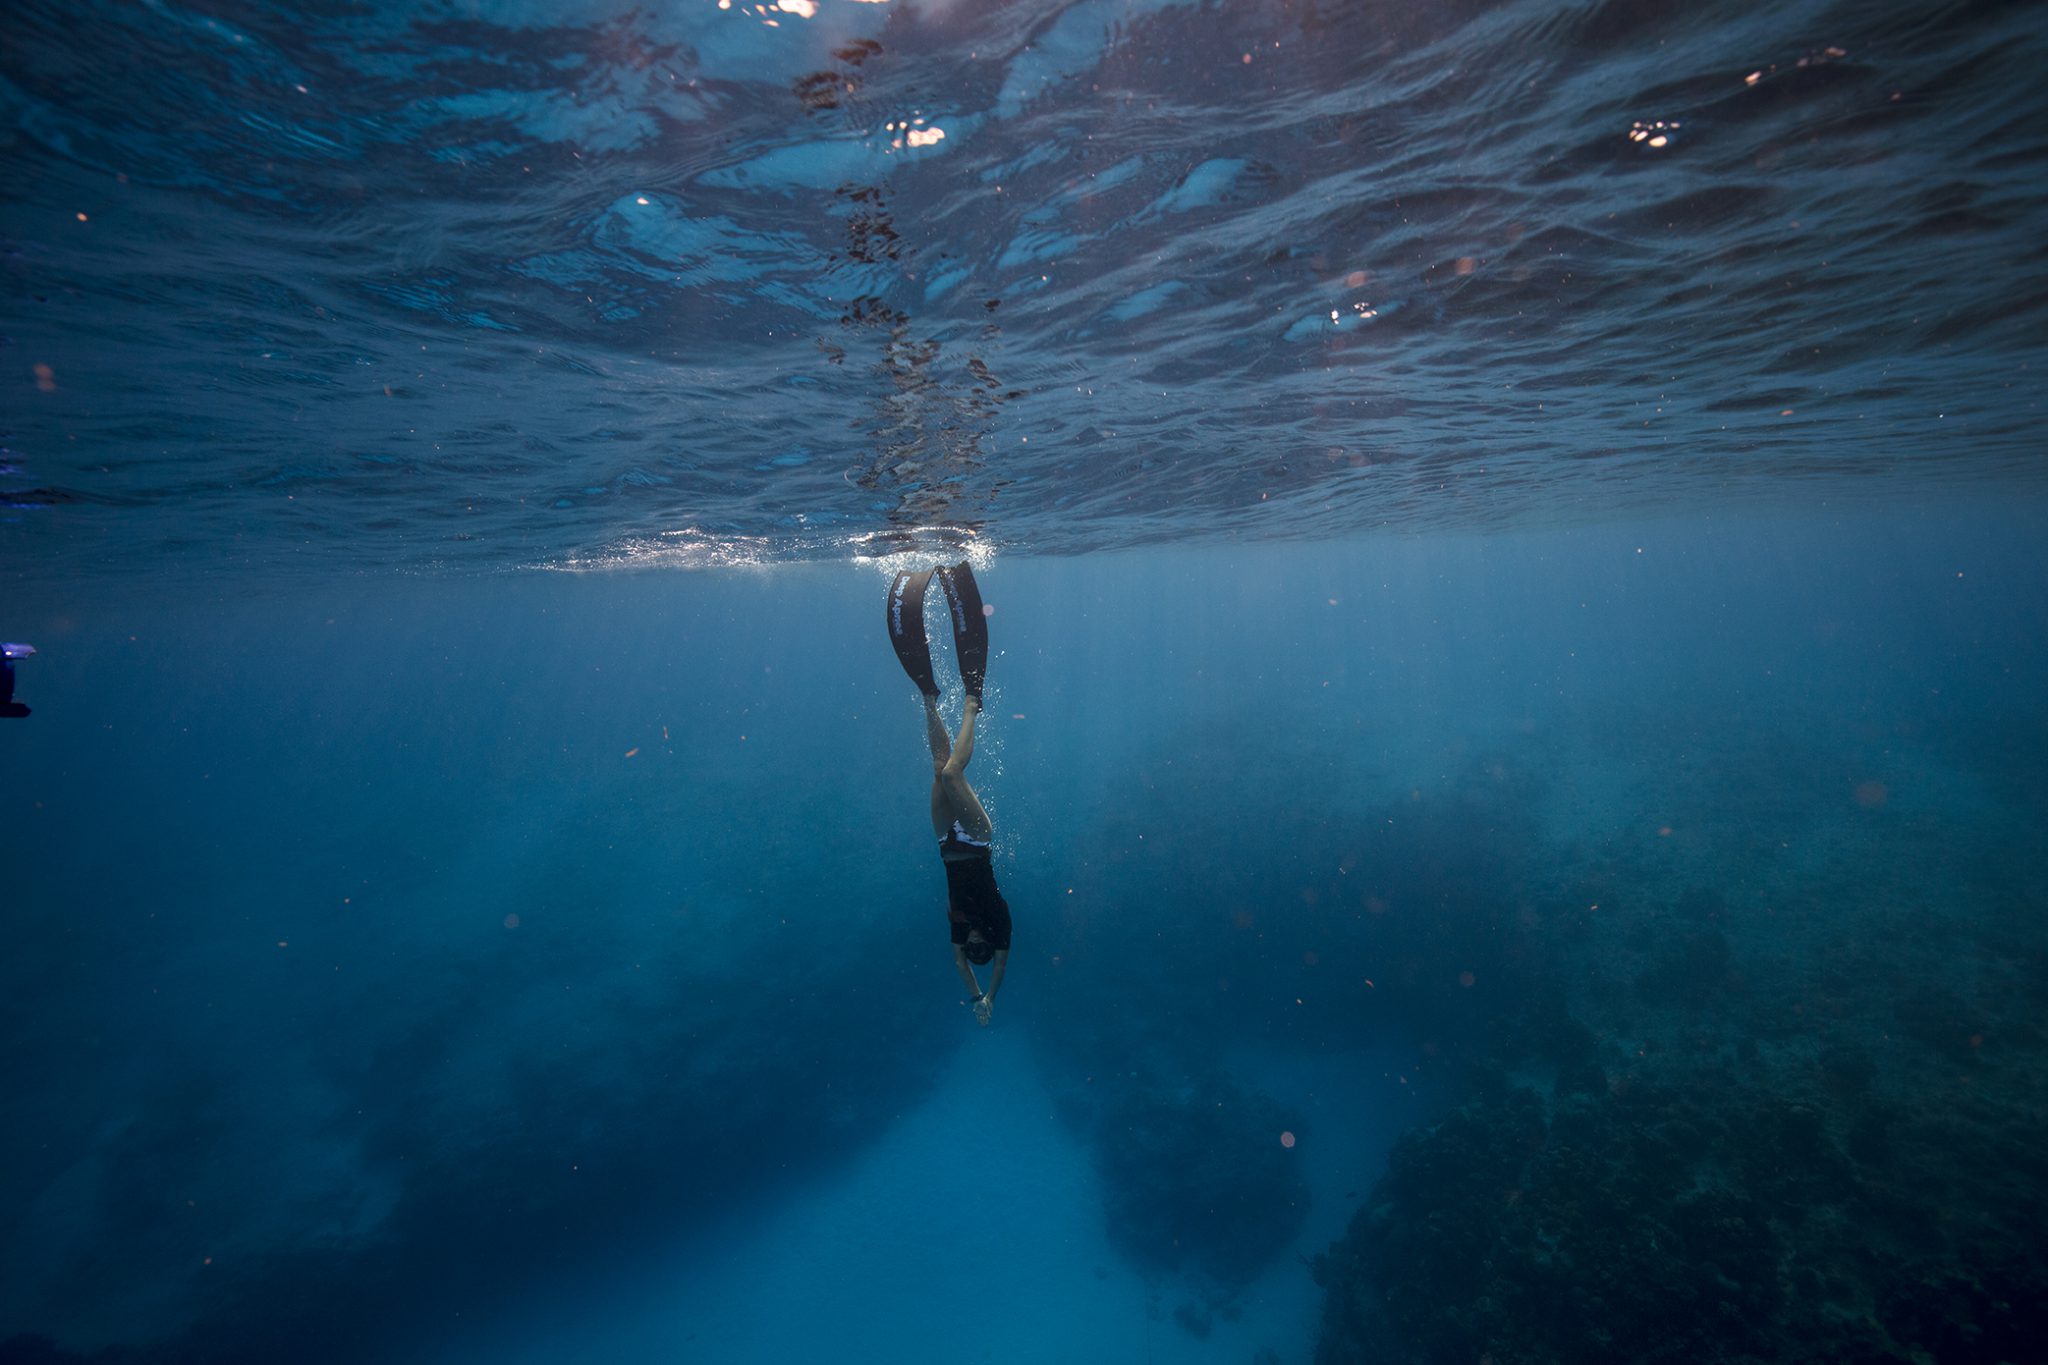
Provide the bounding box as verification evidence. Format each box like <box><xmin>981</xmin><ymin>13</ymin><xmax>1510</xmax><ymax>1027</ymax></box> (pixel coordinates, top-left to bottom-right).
<box><xmin>1</xmin><ymin>642</ymin><xmax>33</xmax><ymax>718</ymax></box>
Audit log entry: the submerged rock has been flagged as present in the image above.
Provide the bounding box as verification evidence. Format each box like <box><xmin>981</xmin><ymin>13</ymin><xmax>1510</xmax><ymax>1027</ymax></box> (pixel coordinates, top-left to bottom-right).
<box><xmin>1313</xmin><ymin>844</ymin><xmax>2048</xmax><ymax>1365</ymax></box>
<box><xmin>1097</xmin><ymin>1073</ymin><xmax>1310</xmax><ymax>1290</ymax></box>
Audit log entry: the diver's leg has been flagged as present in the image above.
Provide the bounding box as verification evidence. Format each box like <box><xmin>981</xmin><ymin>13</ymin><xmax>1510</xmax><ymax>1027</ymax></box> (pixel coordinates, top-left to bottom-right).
<box><xmin>944</xmin><ymin>694</ymin><xmax>981</xmax><ymax>775</ymax></box>
<box><xmin>923</xmin><ymin>693</ymin><xmax>952</xmax><ymax>765</ymax></box>
<box><xmin>933</xmin><ymin>771</ymin><xmax>994</xmax><ymax>843</ymax></box>
<box><xmin>930</xmin><ymin>769</ymin><xmax>957</xmax><ymax>839</ymax></box>
<box><xmin>936</xmin><ymin>698</ymin><xmax>993</xmax><ymax>841</ymax></box>
<box><xmin>928</xmin><ymin>694</ymin><xmax>958</xmax><ymax>838</ymax></box>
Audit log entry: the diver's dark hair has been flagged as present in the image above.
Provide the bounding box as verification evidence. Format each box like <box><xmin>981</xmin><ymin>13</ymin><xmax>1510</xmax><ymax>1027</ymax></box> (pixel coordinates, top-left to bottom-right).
<box><xmin>963</xmin><ymin>939</ymin><xmax>995</xmax><ymax>966</ymax></box>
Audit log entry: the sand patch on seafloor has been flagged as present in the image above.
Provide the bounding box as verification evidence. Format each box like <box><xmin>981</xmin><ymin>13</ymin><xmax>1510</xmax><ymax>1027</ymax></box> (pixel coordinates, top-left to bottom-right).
<box><xmin>424</xmin><ymin>1028</ymin><xmax>1417</xmax><ymax>1365</ymax></box>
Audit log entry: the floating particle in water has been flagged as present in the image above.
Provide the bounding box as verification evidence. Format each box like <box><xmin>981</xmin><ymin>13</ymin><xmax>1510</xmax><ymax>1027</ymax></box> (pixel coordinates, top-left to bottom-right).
<box><xmin>624</xmin><ymin>746</ymin><xmax>639</xmax><ymax>758</ymax></box>
<box><xmin>1459</xmin><ymin>970</ymin><xmax>1476</xmax><ymax>988</ymax></box>
<box><xmin>1280</xmin><ymin>1131</ymin><xmax>1295</xmax><ymax>1149</ymax></box>
<box><xmin>33</xmin><ymin>364</ymin><xmax>55</xmax><ymax>392</ymax></box>
<box><xmin>504</xmin><ymin>913</ymin><xmax>521</xmax><ymax>930</ymax></box>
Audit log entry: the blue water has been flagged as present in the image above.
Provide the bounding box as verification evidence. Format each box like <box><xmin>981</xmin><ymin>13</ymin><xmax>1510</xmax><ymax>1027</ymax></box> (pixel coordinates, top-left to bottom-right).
<box><xmin>3</xmin><ymin>0</ymin><xmax>2047</xmax><ymax>1362</ymax></box>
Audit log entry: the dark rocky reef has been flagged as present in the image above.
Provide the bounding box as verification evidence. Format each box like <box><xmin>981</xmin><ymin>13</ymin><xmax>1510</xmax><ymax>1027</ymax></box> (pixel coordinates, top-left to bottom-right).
<box><xmin>1318</xmin><ymin>1080</ymin><xmax>1803</xmax><ymax>1365</ymax></box>
<box><xmin>0</xmin><ymin>925</ymin><xmax>947</xmax><ymax>1365</ymax></box>
<box><xmin>1095</xmin><ymin>1073</ymin><xmax>1310</xmax><ymax>1286</ymax></box>
<box><xmin>1317</xmin><ymin>1056</ymin><xmax>2046</xmax><ymax>1365</ymax></box>
<box><xmin>1313</xmin><ymin>712</ymin><xmax>2048</xmax><ymax>1365</ymax></box>
<box><xmin>1027</xmin><ymin>719</ymin><xmax>1554</xmax><ymax>1317</ymax></box>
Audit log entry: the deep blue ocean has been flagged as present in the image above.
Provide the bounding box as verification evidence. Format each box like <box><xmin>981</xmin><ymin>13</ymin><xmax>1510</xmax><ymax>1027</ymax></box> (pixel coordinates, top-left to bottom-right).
<box><xmin>4</xmin><ymin>1</ymin><xmax>2047</xmax><ymax>1362</ymax></box>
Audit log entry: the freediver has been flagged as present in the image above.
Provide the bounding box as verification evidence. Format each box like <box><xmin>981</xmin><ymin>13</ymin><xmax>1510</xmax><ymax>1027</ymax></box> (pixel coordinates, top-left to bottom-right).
<box><xmin>887</xmin><ymin>563</ymin><xmax>1010</xmax><ymax>1026</ymax></box>
<box><xmin>1</xmin><ymin>643</ymin><xmax>33</xmax><ymax>718</ymax></box>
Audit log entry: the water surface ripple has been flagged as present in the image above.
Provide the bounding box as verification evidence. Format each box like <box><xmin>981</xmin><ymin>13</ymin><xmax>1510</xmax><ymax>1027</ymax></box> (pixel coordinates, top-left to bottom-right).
<box><xmin>2</xmin><ymin>0</ymin><xmax>2044</xmax><ymax>574</ymax></box>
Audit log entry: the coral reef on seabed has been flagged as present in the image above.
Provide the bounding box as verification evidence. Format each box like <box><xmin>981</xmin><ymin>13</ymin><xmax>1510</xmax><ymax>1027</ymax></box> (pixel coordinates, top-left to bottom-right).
<box><xmin>1314</xmin><ymin>724</ymin><xmax>2048</xmax><ymax>1365</ymax></box>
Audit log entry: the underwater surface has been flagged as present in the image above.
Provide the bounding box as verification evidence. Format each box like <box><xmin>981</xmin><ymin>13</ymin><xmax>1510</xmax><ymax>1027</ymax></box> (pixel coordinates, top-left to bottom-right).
<box><xmin>3</xmin><ymin>0</ymin><xmax>2047</xmax><ymax>1362</ymax></box>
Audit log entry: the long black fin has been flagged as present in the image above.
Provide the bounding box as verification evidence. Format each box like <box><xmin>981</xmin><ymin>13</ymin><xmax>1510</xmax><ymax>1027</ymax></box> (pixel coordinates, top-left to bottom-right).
<box><xmin>886</xmin><ymin>569</ymin><xmax>940</xmax><ymax>697</ymax></box>
<box><xmin>938</xmin><ymin>561</ymin><xmax>988</xmax><ymax>701</ymax></box>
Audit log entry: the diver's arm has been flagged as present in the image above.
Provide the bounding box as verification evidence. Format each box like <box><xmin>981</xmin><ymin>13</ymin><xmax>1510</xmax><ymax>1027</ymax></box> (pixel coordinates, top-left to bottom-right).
<box><xmin>953</xmin><ymin>945</ymin><xmax>983</xmax><ymax>998</ymax></box>
<box><xmin>973</xmin><ymin>951</ymin><xmax>1008</xmax><ymax>1026</ymax></box>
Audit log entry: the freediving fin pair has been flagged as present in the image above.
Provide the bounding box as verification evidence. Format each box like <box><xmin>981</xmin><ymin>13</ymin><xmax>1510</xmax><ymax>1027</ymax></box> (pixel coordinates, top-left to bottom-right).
<box><xmin>886</xmin><ymin>563</ymin><xmax>987</xmax><ymax>701</ymax></box>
